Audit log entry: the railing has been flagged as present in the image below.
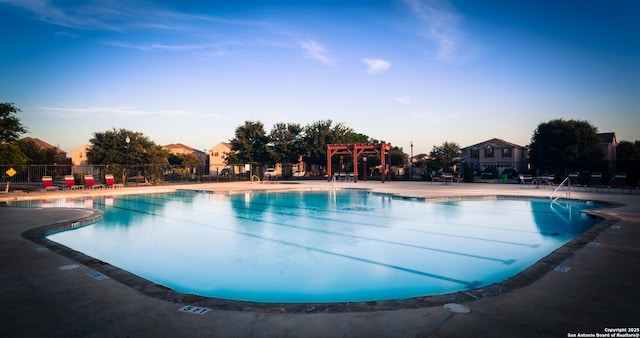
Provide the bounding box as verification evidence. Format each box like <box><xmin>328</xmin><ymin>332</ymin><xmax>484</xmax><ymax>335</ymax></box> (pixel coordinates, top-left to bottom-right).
<box><xmin>550</xmin><ymin>176</ymin><xmax>571</xmax><ymax>202</ymax></box>
<box><xmin>330</xmin><ymin>175</ymin><xmax>336</xmax><ymax>191</ymax></box>
<box><xmin>251</xmin><ymin>175</ymin><xmax>261</xmax><ymax>183</ymax></box>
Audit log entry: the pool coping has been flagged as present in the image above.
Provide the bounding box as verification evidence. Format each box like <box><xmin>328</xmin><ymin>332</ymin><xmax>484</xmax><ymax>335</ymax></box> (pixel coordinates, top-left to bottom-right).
<box><xmin>15</xmin><ymin>188</ymin><xmax>623</xmax><ymax>313</ymax></box>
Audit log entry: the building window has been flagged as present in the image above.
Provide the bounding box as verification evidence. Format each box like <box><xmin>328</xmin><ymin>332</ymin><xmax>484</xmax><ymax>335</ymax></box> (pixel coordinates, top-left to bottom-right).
<box><xmin>213</xmin><ymin>152</ymin><xmax>219</xmax><ymax>157</ymax></box>
<box><xmin>485</xmin><ymin>147</ymin><xmax>494</xmax><ymax>158</ymax></box>
<box><xmin>471</xmin><ymin>148</ymin><xmax>479</xmax><ymax>158</ymax></box>
<box><xmin>502</xmin><ymin>148</ymin><xmax>512</xmax><ymax>157</ymax></box>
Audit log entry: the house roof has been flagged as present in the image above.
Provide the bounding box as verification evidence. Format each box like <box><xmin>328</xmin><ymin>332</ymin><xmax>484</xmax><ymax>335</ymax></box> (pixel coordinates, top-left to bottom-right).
<box><xmin>462</xmin><ymin>138</ymin><xmax>526</xmax><ymax>150</ymax></box>
<box><xmin>597</xmin><ymin>132</ymin><xmax>617</xmax><ymax>145</ymax></box>
<box><xmin>209</xmin><ymin>142</ymin><xmax>232</xmax><ymax>152</ymax></box>
<box><xmin>163</xmin><ymin>143</ymin><xmax>205</xmax><ymax>154</ymax></box>
<box><xmin>410</xmin><ymin>153</ymin><xmax>429</xmax><ymax>161</ymax></box>
<box><xmin>20</xmin><ymin>137</ymin><xmax>65</xmax><ymax>153</ymax></box>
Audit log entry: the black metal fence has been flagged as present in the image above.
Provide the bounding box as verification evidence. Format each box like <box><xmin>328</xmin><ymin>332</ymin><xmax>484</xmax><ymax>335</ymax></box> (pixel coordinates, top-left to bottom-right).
<box><xmin>0</xmin><ymin>164</ymin><xmax>250</xmax><ymax>192</ymax></box>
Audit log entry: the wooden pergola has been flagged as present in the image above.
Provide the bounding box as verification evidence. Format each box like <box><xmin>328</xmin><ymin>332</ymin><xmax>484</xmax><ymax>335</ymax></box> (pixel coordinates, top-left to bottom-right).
<box><xmin>326</xmin><ymin>143</ymin><xmax>393</xmax><ymax>183</ymax></box>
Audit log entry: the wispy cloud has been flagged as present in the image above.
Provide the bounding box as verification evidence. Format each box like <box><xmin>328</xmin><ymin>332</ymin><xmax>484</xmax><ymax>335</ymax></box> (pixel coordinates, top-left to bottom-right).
<box><xmin>362</xmin><ymin>58</ymin><xmax>391</xmax><ymax>74</ymax></box>
<box><xmin>54</xmin><ymin>31</ymin><xmax>78</xmax><ymax>40</ymax></box>
<box><xmin>103</xmin><ymin>40</ymin><xmax>241</xmax><ymax>56</ymax></box>
<box><xmin>0</xmin><ymin>0</ymin><xmax>271</xmax><ymax>38</ymax></box>
<box><xmin>40</xmin><ymin>106</ymin><xmax>188</xmax><ymax>118</ymax></box>
<box><xmin>404</xmin><ymin>0</ymin><xmax>466</xmax><ymax>63</ymax></box>
<box><xmin>394</xmin><ymin>96</ymin><xmax>411</xmax><ymax>104</ymax></box>
<box><xmin>300</xmin><ymin>40</ymin><xmax>333</xmax><ymax>65</ymax></box>
<box><xmin>0</xmin><ymin>0</ymin><xmax>131</xmax><ymax>31</ymax></box>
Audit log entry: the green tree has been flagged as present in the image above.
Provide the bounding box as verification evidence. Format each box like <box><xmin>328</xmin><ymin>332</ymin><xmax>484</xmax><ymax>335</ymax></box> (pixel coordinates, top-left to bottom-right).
<box><xmin>303</xmin><ymin>119</ymin><xmax>354</xmax><ymax>170</ymax></box>
<box><xmin>345</xmin><ymin>132</ymin><xmax>370</xmax><ymax>144</ymax></box>
<box><xmin>168</xmin><ymin>153</ymin><xmax>202</xmax><ymax>179</ymax></box>
<box><xmin>87</xmin><ymin>128</ymin><xmax>168</xmax><ymax>183</ymax></box>
<box><xmin>0</xmin><ymin>102</ymin><xmax>28</xmax><ymax>143</ymax></box>
<box><xmin>227</xmin><ymin>121</ymin><xmax>270</xmax><ymax>176</ymax></box>
<box><xmin>617</xmin><ymin>140</ymin><xmax>640</xmax><ymax>161</ymax></box>
<box><xmin>390</xmin><ymin>146</ymin><xmax>408</xmax><ymax>167</ymax></box>
<box><xmin>617</xmin><ymin>140</ymin><xmax>640</xmax><ymax>186</ymax></box>
<box><xmin>429</xmin><ymin>141</ymin><xmax>461</xmax><ymax>172</ymax></box>
<box><xmin>15</xmin><ymin>138</ymin><xmax>58</xmax><ymax>164</ymax></box>
<box><xmin>269</xmin><ymin>122</ymin><xmax>304</xmax><ymax>176</ymax></box>
<box><xmin>0</xmin><ymin>143</ymin><xmax>28</xmax><ymax>165</ymax></box>
<box><xmin>529</xmin><ymin>119</ymin><xmax>604</xmax><ymax>176</ymax></box>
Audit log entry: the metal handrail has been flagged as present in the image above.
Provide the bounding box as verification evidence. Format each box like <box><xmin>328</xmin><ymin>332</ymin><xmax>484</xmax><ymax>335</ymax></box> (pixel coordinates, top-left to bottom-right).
<box><xmin>251</xmin><ymin>175</ymin><xmax>261</xmax><ymax>184</ymax></box>
<box><xmin>550</xmin><ymin>176</ymin><xmax>570</xmax><ymax>202</ymax></box>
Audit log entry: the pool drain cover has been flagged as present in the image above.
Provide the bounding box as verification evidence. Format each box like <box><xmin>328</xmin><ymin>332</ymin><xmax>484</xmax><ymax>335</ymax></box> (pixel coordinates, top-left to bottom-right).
<box><xmin>87</xmin><ymin>271</ymin><xmax>109</xmax><ymax>280</ymax></box>
<box><xmin>59</xmin><ymin>264</ymin><xmax>80</xmax><ymax>270</ymax></box>
<box><xmin>443</xmin><ymin>303</ymin><xmax>470</xmax><ymax>314</ymax></box>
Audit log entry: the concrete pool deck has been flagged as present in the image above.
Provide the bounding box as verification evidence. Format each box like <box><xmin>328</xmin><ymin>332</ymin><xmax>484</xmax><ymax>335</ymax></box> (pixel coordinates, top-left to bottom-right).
<box><xmin>1</xmin><ymin>181</ymin><xmax>639</xmax><ymax>337</ymax></box>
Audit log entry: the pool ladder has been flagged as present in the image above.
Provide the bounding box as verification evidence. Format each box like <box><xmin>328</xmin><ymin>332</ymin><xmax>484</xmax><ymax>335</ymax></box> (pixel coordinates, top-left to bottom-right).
<box><xmin>550</xmin><ymin>177</ymin><xmax>570</xmax><ymax>202</ymax></box>
<box><xmin>251</xmin><ymin>175</ymin><xmax>261</xmax><ymax>184</ymax></box>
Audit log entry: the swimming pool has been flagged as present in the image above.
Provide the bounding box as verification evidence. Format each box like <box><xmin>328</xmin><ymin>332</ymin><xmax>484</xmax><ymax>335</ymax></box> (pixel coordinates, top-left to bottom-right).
<box><xmin>14</xmin><ymin>189</ymin><xmax>602</xmax><ymax>303</ymax></box>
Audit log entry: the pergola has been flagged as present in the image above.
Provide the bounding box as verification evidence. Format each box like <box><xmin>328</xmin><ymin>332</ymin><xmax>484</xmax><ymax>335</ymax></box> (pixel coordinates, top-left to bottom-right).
<box><xmin>326</xmin><ymin>143</ymin><xmax>393</xmax><ymax>183</ymax></box>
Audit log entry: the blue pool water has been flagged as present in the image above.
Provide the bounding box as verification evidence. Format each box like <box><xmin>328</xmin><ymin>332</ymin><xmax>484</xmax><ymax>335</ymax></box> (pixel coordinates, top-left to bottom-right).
<box><xmin>15</xmin><ymin>190</ymin><xmax>602</xmax><ymax>303</ymax></box>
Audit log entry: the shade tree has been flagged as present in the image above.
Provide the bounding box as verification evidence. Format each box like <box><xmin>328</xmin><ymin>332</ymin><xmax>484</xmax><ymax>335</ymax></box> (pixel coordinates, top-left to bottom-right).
<box><xmin>529</xmin><ymin>119</ymin><xmax>604</xmax><ymax>177</ymax></box>
<box><xmin>87</xmin><ymin>128</ymin><xmax>168</xmax><ymax>183</ymax></box>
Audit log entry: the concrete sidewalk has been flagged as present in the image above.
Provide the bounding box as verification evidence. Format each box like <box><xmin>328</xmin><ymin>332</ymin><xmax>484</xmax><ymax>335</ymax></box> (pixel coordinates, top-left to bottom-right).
<box><xmin>1</xmin><ymin>182</ymin><xmax>639</xmax><ymax>337</ymax></box>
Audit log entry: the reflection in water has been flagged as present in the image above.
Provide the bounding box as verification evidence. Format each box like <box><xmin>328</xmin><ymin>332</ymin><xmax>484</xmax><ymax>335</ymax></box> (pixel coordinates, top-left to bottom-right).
<box><xmin>12</xmin><ymin>191</ymin><xmax>603</xmax><ymax>303</ymax></box>
<box><xmin>533</xmin><ymin>200</ymin><xmax>598</xmax><ymax>238</ymax></box>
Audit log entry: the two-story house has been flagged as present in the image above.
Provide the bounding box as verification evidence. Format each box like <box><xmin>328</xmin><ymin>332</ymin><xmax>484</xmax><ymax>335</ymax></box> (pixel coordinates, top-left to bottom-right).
<box><xmin>208</xmin><ymin>142</ymin><xmax>233</xmax><ymax>176</ymax></box>
<box><xmin>163</xmin><ymin>143</ymin><xmax>207</xmax><ymax>175</ymax></box>
<box><xmin>461</xmin><ymin>138</ymin><xmax>528</xmax><ymax>176</ymax></box>
<box><xmin>71</xmin><ymin>145</ymin><xmax>91</xmax><ymax>166</ymax></box>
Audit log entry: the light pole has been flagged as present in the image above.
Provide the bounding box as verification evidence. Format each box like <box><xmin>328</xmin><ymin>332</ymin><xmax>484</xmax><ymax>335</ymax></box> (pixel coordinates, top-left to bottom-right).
<box><xmin>410</xmin><ymin>140</ymin><xmax>414</xmax><ymax>181</ymax></box>
<box><xmin>125</xmin><ymin>136</ymin><xmax>130</xmax><ymax>186</ymax></box>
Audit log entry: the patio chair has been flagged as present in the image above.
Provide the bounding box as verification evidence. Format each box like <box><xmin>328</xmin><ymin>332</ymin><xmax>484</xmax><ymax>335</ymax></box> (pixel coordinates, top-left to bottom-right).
<box><xmin>567</xmin><ymin>172</ymin><xmax>586</xmax><ymax>191</ymax></box>
<box><xmin>105</xmin><ymin>174</ymin><xmax>115</xmax><ymax>188</ymax></box>
<box><xmin>41</xmin><ymin>176</ymin><xmax>58</xmax><ymax>192</ymax></box>
<box><xmin>441</xmin><ymin>173</ymin><xmax>456</xmax><ymax>184</ymax></box>
<box><xmin>105</xmin><ymin>174</ymin><xmax>123</xmax><ymax>189</ymax></box>
<box><xmin>85</xmin><ymin>174</ymin><xmax>104</xmax><ymax>189</ymax></box>
<box><xmin>519</xmin><ymin>174</ymin><xmax>533</xmax><ymax>187</ymax></box>
<box><xmin>586</xmin><ymin>172</ymin><xmax>603</xmax><ymax>192</ymax></box>
<box><xmin>65</xmin><ymin>175</ymin><xmax>83</xmax><ymax>190</ymax></box>
<box><xmin>608</xmin><ymin>173</ymin><xmax>627</xmax><ymax>193</ymax></box>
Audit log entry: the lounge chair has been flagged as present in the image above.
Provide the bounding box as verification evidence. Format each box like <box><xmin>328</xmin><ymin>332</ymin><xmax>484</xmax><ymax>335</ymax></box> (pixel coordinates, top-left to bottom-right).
<box><xmin>532</xmin><ymin>175</ymin><xmax>554</xmax><ymax>186</ymax></box>
<box><xmin>105</xmin><ymin>174</ymin><xmax>115</xmax><ymax>188</ymax></box>
<box><xmin>441</xmin><ymin>173</ymin><xmax>457</xmax><ymax>184</ymax></box>
<box><xmin>65</xmin><ymin>175</ymin><xmax>83</xmax><ymax>190</ymax></box>
<box><xmin>586</xmin><ymin>172</ymin><xmax>603</xmax><ymax>192</ymax></box>
<box><xmin>41</xmin><ymin>176</ymin><xmax>59</xmax><ymax>192</ymax></box>
<box><xmin>608</xmin><ymin>173</ymin><xmax>627</xmax><ymax>193</ymax></box>
<box><xmin>105</xmin><ymin>174</ymin><xmax>123</xmax><ymax>189</ymax></box>
<box><xmin>519</xmin><ymin>174</ymin><xmax>533</xmax><ymax>187</ymax></box>
<box><xmin>567</xmin><ymin>172</ymin><xmax>586</xmax><ymax>191</ymax></box>
<box><xmin>85</xmin><ymin>174</ymin><xmax>104</xmax><ymax>189</ymax></box>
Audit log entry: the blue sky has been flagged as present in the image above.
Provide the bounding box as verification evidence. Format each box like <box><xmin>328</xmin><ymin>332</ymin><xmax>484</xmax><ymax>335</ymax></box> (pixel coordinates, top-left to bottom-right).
<box><xmin>1</xmin><ymin>0</ymin><xmax>638</xmax><ymax>155</ymax></box>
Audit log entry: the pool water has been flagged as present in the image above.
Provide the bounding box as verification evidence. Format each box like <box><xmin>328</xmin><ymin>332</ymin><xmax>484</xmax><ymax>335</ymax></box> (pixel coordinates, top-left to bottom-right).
<box><xmin>17</xmin><ymin>190</ymin><xmax>602</xmax><ymax>303</ymax></box>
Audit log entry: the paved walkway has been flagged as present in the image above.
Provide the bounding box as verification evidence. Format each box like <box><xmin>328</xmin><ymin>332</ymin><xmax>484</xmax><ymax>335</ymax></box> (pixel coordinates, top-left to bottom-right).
<box><xmin>1</xmin><ymin>181</ymin><xmax>639</xmax><ymax>337</ymax></box>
